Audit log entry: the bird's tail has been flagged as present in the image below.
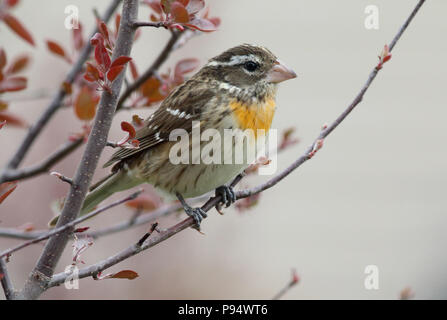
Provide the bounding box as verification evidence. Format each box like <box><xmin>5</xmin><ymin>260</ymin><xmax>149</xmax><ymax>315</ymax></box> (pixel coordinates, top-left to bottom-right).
<box><xmin>48</xmin><ymin>170</ymin><xmax>142</xmax><ymax>227</ymax></box>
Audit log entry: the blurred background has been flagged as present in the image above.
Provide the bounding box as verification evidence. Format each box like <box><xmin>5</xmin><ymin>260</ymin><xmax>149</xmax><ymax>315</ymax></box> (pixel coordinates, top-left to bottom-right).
<box><xmin>1</xmin><ymin>0</ymin><xmax>446</xmax><ymax>299</ymax></box>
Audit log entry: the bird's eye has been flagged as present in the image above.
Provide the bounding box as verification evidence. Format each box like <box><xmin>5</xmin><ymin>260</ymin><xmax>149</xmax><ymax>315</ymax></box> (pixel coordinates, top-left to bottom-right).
<box><xmin>243</xmin><ymin>61</ymin><xmax>259</xmax><ymax>72</ymax></box>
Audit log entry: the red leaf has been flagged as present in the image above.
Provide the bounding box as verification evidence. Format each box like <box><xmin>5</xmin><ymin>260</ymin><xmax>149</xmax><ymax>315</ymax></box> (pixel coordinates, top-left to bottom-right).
<box><xmin>106</xmin><ymin>65</ymin><xmax>124</xmax><ymax>82</ymax></box>
<box><xmin>110</xmin><ymin>56</ymin><xmax>132</xmax><ymax>69</ymax></box>
<box><xmin>94</xmin><ymin>43</ymin><xmax>111</xmax><ymax>71</ymax></box>
<box><xmin>0</xmin><ymin>111</ymin><xmax>27</xmax><ymax>127</ymax></box>
<box><xmin>0</xmin><ymin>76</ymin><xmax>27</xmax><ymax>93</ymax></box>
<box><xmin>74</xmin><ymin>227</ymin><xmax>90</xmax><ymax>233</ymax></box>
<box><xmin>109</xmin><ymin>270</ymin><xmax>139</xmax><ymax>280</ymax></box>
<box><xmin>125</xmin><ymin>194</ymin><xmax>160</xmax><ymax>212</ymax></box>
<box><xmin>0</xmin><ymin>181</ymin><xmax>17</xmax><ymax>205</ymax></box>
<box><xmin>98</xmin><ymin>21</ymin><xmax>110</xmax><ymax>45</ymax></box>
<box><xmin>129</xmin><ymin>60</ymin><xmax>139</xmax><ymax>81</ymax></box>
<box><xmin>84</xmin><ymin>62</ymin><xmax>101</xmax><ymax>82</ymax></box>
<box><xmin>46</xmin><ymin>40</ymin><xmax>71</xmax><ymax>63</ymax></box>
<box><xmin>115</xmin><ymin>14</ymin><xmax>121</xmax><ymax>33</ymax></box>
<box><xmin>121</xmin><ymin>121</ymin><xmax>136</xmax><ymax>139</ymax></box>
<box><xmin>6</xmin><ymin>0</ymin><xmax>19</xmax><ymax>7</ymax></box>
<box><xmin>74</xmin><ymin>86</ymin><xmax>99</xmax><ymax>121</ymax></box>
<box><xmin>0</xmin><ymin>120</ymin><xmax>6</xmax><ymax>129</ymax></box>
<box><xmin>0</xmin><ymin>100</ymin><xmax>8</xmax><ymax>111</ymax></box>
<box><xmin>171</xmin><ymin>2</ymin><xmax>189</xmax><ymax>23</ymax></box>
<box><xmin>140</xmin><ymin>77</ymin><xmax>165</xmax><ymax>103</ymax></box>
<box><xmin>6</xmin><ymin>54</ymin><xmax>29</xmax><ymax>74</ymax></box>
<box><xmin>3</xmin><ymin>13</ymin><xmax>35</xmax><ymax>46</ymax></box>
<box><xmin>0</xmin><ymin>49</ymin><xmax>6</xmax><ymax>71</ymax></box>
<box><xmin>72</xmin><ymin>22</ymin><xmax>84</xmax><ymax>51</ymax></box>
<box><xmin>185</xmin><ymin>0</ymin><xmax>204</xmax><ymax>15</ymax></box>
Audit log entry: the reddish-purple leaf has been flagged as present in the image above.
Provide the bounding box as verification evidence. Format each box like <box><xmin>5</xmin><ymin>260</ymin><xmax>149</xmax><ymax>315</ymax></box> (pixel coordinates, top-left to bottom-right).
<box><xmin>0</xmin><ymin>76</ymin><xmax>27</xmax><ymax>93</ymax></box>
<box><xmin>0</xmin><ymin>181</ymin><xmax>17</xmax><ymax>205</ymax></box>
<box><xmin>109</xmin><ymin>270</ymin><xmax>139</xmax><ymax>280</ymax></box>
<box><xmin>72</xmin><ymin>22</ymin><xmax>84</xmax><ymax>51</ymax></box>
<box><xmin>0</xmin><ymin>120</ymin><xmax>6</xmax><ymax>129</ymax></box>
<box><xmin>107</xmin><ymin>65</ymin><xmax>124</xmax><ymax>82</ymax></box>
<box><xmin>121</xmin><ymin>121</ymin><xmax>136</xmax><ymax>139</ymax></box>
<box><xmin>0</xmin><ymin>111</ymin><xmax>27</xmax><ymax>127</ymax></box>
<box><xmin>6</xmin><ymin>0</ymin><xmax>19</xmax><ymax>7</ymax></box>
<box><xmin>110</xmin><ymin>56</ymin><xmax>132</xmax><ymax>69</ymax></box>
<box><xmin>96</xmin><ymin>270</ymin><xmax>139</xmax><ymax>280</ymax></box>
<box><xmin>74</xmin><ymin>86</ymin><xmax>99</xmax><ymax>121</ymax></box>
<box><xmin>3</xmin><ymin>13</ymin><xmax>35</xmax><ymax>46</ymax></box>
<box><xmin>0</xmin><ymin>49</ymin><xmax>6</xmax><ymax>71</ymax></box>
<box><xmin>171</xmin><ymin>2</ymin><xmax>190</xmax><ymax>23</ymax></box>
<box><xmin>129</xmin><ymin>60</ymin><xmax>139</xmax><ymax>81</ymax></box>
<box><xmin>125</xmin><ymin>194</ymin><xmax>160</xmax><ymax>212</ymax></box>
<box><xmin>75</xmin><ymin>227</ymin><xmax>90</xmax><ymax>233</ymax></box>
<box><xmin>84</xmin><ymin>62</ymin><xmax>101</xmax><ymax>82</ymax></box>
<box><xmin>0</xmin><ymin>100</ymin><xmax>8</xmax><ymax>111</ymax></box>
<box><xmin>6</xmin><ymin>54</ymin><xmax>29</xmax><ymax>74</ymax></box>
<box><xmin>46</xmin><ymin>40</ymin><xmax>71</xmax><ymax>63</ymax></box>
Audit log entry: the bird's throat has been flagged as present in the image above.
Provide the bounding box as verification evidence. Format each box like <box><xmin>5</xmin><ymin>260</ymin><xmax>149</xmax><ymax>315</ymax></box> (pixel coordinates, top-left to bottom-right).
<box><xmin>229</xmin><ymin>98</ymin><xmax>276</xmax><ymax>137</ymax></box>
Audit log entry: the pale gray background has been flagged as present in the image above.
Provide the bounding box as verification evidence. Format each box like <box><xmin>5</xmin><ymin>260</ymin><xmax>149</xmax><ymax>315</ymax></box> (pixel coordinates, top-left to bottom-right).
<box><xmin>1</xmin><ymin>0</ymin><xmax>446</xmax><ymax>299</ymax></box>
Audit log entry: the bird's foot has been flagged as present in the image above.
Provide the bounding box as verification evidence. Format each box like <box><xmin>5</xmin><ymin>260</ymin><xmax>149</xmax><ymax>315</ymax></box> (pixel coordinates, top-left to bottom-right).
<box><xmin>215</xmin><ymin>185</ymin><xmax>236</xmax><ymax>208</ymax></box>
<box><xmin>176</xmin><ymin>192</ymin><xmax>207</xmax><ymax>230</ymax></box>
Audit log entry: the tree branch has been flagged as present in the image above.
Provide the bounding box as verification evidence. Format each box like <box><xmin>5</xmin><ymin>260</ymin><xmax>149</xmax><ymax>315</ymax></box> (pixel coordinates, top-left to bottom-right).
<box><xmin>0</xmin><ymin>190</ymin><xmax>142</xmax><ymax>260</ymax></box>
<box><xmin>0</xmin><ymin>139</ymin><xmax>83</xmax><ymax>183</ymax></box>
<box><xmin>47</xmin><ymin>0</ymin><xmax>426</xmax><ymax>287</ymax></box>
<box><xmin>0</xmin><ymin>0</ymin><xmax>122</xmax><ymax>179</ymax></box>
<box><xmin>133</xmin><ymin>21</ymin><xmax>167</xmax><ymax>29</ymax></box>
<box><xmin>0</xmin><ymin>258</ymin><xmax>16</xmax><ymax>300</ymax></box>
<box><xmin>15</xmin><ymin>0</ymin><xmax>139</xmax><ymax>300</ymax></box>
<box><xmin>116</xmin><ymin>30</ymin><xmax>181</xmax><ymax>110</ymax></box>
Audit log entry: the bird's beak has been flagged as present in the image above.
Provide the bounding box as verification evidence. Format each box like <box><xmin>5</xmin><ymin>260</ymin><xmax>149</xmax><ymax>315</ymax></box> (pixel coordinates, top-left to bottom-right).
<box><xmin>265</xmin><ymin>60</ymin><xmax>297</xmax><ymax>83</ymax></box>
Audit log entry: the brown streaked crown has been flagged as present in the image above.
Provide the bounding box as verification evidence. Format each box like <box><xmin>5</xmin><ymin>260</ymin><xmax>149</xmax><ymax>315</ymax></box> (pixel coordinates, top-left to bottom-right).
<box><xmin>199</xmin><ymin>44</ymin><xmax>278</xmax><ymax>88</ymax></box>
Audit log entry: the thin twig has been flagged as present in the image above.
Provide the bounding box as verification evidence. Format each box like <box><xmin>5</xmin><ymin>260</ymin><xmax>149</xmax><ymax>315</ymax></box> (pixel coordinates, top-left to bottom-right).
<box><xmin>272</xmin><ymin>269</ymin><xmax>299</xmax><ymax>300</ymax></box>
<box><xmin>0</xmin><ymin>258</ymin><xmax>16</xmax><ymax>300</ymax></box>
<box><xmin>0</xmin><ymin>139</ymin><xmax>83</xmax><ymax>183</ymax></box>
<box><xmin>116</xmin><ymin>30</ymin><xmax>181</xmax><ymax>110</ymax></box>
<box><xmin>0</xmin><ymin>190</ymin><xmax>142</xmax><ymax>260</ymax></box>
<box><xmin>47</xmin><ymin>0</ymin><xmax>426</xmax><ymax>287</ymax></box>
<box><xmin>133</xmin><ymin>21</ymin><xmax>166</xmax><ymax>29</ymax></box>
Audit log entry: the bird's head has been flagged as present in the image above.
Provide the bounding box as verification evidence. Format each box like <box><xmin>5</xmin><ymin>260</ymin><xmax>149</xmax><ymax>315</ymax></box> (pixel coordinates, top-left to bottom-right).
<box><xmin>202</xmin><ymin>44</ymin><xmax>297</xmax><ymax>89</ymax></box>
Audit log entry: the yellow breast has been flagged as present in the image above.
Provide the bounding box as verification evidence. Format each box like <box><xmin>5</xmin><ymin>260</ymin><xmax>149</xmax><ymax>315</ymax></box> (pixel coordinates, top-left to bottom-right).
<box><xmin>229</xmin><ymin>98</ymin><xmax>276</xmax><ymax>137</ymax></box>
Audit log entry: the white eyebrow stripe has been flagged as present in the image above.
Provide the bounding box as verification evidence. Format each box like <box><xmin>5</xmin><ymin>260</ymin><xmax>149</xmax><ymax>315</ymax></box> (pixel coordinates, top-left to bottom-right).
<box><xmin>206</xmin><ymin>54</ymin><xmax>261</xmax><ymax>67</ymax></box>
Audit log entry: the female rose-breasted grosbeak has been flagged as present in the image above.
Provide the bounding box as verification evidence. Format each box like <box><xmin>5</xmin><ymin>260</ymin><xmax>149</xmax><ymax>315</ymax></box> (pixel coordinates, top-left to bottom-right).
<box><xmin>51</xmin><ymin>44</ymin><xmax>296</xmax><ymax>228</ymax></box>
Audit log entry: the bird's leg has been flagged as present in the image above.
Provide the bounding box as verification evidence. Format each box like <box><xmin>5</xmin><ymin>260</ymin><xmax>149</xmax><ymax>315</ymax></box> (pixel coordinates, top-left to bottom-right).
<box><xmin>215</xmin><ymin>185</ymin><xmax>236</xmax><ymax>208</ymax></box>
<box><xmin>176</xmin><ymin>192</ymin><xmax>207</xmax><ymax>229</ymax></box>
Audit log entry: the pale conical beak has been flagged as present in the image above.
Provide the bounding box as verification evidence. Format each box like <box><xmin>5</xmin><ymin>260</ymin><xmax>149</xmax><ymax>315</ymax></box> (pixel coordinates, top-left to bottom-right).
<box><xmin>265</xmin><ymin>60</ymin><xmax>297</xmax><ymax>83</ymax></box>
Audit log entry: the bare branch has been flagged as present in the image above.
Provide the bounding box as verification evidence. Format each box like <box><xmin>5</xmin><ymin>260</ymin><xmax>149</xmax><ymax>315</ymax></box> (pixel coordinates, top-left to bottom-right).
<box><xmin>0</xmin><ymin>190</ymin><xmax>142</xmax><ymax>260</ymax></box>
<box><xmin>16</xmin><ymin>0</ymin><xmax>139</xmax><ymax>300</ymax></box>
<box><xmin>0</xmin><ymin>258</ymin><xmax>16</xmax><ymax>300</ymax></box>
<box><xmin>0</xmin><ymin>139</ymin><xmax>83</xmax><ymax>184</ymax></box>
<box><xmin>133</xmin><ymin>21</ymin><xmax>166</xmax><ymax>29</ymax></box>
<box><xmin>272</xmin><ymin>269</ymin><xmax>299</xmax><ymax>300</ymax></box>
<box><xmin>0</xmin><ymin>0</ymin><xmax>122</xmax><ymax>175</ymax></box>
<box><xmin>48</xmin><ymin>0</ymin><xmax>426</xmax><ymax>288</ymax></box>
<box><xmin>116</xmin><ymin>31</ymin><xmax>181</xmax><ymax>110</ymax></box>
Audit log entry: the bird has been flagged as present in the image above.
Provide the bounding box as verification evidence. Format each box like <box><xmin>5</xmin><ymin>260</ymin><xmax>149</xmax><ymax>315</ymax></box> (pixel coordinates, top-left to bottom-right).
<box><xmin>49</xmin><ymin>44</ymin><xmax>296</xmax><ymax>228</ymax></box>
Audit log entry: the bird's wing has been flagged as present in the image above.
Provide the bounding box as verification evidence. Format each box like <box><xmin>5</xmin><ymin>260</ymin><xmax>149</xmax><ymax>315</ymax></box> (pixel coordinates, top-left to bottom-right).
<box><xmin>103</xmin><ymin>80</ymin><xmax>215</xmax><ymax>168</ymax></box>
